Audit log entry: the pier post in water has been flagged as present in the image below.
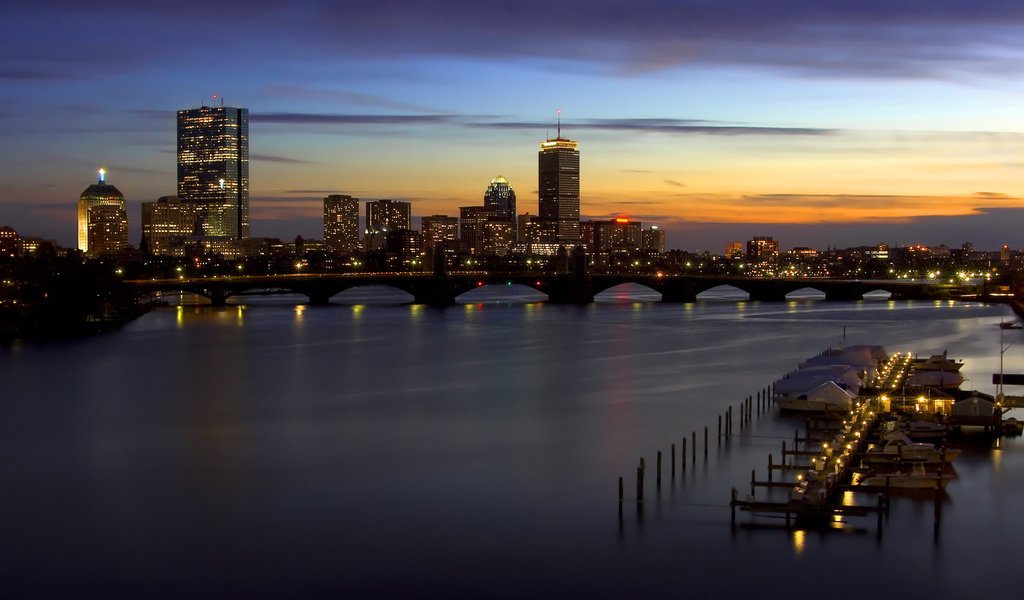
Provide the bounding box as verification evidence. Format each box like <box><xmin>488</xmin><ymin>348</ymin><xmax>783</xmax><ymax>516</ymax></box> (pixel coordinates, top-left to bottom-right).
<box><xmin>657</xmin><ymin>450</ymin><xmax>662</xmax><ymax>489</ymax></box>
<box><xmin>704</xmin><ymin>426</ymin><xmax>709</xmax><ymax>459</ymax></box>
<box><xmin>682</xmin><ymin>438</ymin><xmax>687</xmax><ymax>471</ymax></box>
<box><xmin>691</xmin><ymin>431</ymin><xmax>696</xmax><ymax>465</ymax></box>
<box><xmin>636</xmin><ymin>464</ymin><xmax>644</xmax><ymax>505</ymax></box>
<box><xmin>768</xmin><ymin>453</ymin><xmax>774</xmax><ymax>483</ymax></box>
<box><xmin>671</xmin><ymin>443</ymin><xmax>676</xmax><ymax>478</ymax></box>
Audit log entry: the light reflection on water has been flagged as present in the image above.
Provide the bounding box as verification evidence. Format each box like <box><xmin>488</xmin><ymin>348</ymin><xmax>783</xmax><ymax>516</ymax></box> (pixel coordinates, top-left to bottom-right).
<box><xmin>2</xmin><ymin>294</ymin><xmax>1023</xmax><ymax>597</ymax></box>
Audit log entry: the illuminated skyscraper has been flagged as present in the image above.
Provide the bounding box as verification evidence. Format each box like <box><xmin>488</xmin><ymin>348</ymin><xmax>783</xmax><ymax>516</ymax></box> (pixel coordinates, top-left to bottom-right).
<box><xmin>177</xmin><ymin>103</ymin><xmax>249</xmax><ymax>239</ymax></box>
<box><xmin>323</xmin><ymin>194</ymin><xmax>360</xmax><ymax>255</ymax></box>
<box><xmin>538</xmin><ymin>119</ymin><xmax>580</xmax><ymax>245</ymax></box>
<box><xmin>78</xmin><ymin>168</ymin><xmax>128</xmax><ymax>257</ymax></box>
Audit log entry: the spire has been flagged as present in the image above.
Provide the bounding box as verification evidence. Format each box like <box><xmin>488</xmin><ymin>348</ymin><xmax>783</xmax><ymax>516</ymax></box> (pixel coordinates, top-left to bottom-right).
<box><xmin>557</xmin><ymin>108</ymin><xmax>561</xmax><ymax>139</ymax></box>
<box><xmin>98</xmin><ymin>167</ymin><xmax>106</xmax><ymax>184</ymax></box>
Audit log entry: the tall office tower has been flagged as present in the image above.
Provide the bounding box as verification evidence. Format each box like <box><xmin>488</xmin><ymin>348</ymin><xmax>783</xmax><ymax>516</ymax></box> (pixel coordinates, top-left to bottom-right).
<box><xmin>583</xmin><ymin>217</ymin><xmax>642</xmax><ymax>256</ymax></box>
<box><xmin>177</xmin><ymin>103</ymin><xmax>249</xmax><ymax>239</ymax></box>
<box><xmin>538</xmin><ymin>120</ymin><xmax>580</xmax><ymax>245</ymax></box>
<box><xmin>141</xmin><ymin>196</ymin><xmax>199</xmax><ymax>256</ymax></box>
<box><xmin>78</xmin><ymin>169</ymin><xmax>128</xmax><ymax>257</ymax></box>
<box><xmin>420</xmin><ymin>215</ymin><xmax>459</xmax><ymax>252</ymax></box>
<box><xmin>364</xmin><ymin>199</ymin><xmax>411</xmax><ymax>251</ymax></box>
<box><xmin>323</xmin><ymin>194</ymin><xmax>360</xmax><ymax>255</ymax></box>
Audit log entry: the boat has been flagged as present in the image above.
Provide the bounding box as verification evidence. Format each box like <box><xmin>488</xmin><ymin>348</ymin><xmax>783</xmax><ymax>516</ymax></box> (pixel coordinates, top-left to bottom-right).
<box><xmin>902</xmin><ymin>420</ymin><xmax>949</xmax><ymax>441</ymax></box>
<box><xmin>861</xmin><ymin>432</ymin><xmax>961</xmax><ymax>464</ymax></box>
<box><xmin>1002</xmin><ymin>417</ymin><xmax>1024</xmax><ymax>436</ymax></box>
<box><xmin>912</xmin><ymin>352</ymin><xmax>963</xmax><ymax>372</ymax></box>
<box><xmin>905</xmin><ymin>370</ymin><xmax>964</xmax><ymax>389</ymax></box>
<box><xmin>999</xmin><ymin>322</ymin><xmax>1023</xmax><ymax>330</ymax></box>
<box><xmin>856</xmin><ymin>462</ymin><xmax>957</xmax><ymax>489</ymax></box>
<box><xmin>776</xmin><ymin>380</ymin><xmax>856</xmax><ymax>412</ymax></box>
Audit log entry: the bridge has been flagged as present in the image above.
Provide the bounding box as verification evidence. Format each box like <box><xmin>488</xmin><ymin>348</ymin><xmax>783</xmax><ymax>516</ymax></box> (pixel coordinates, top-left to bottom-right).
<box><xmin>126</xmin><ymin>271</ymin><xmax>964</xmax><ymax>306</ymax></box>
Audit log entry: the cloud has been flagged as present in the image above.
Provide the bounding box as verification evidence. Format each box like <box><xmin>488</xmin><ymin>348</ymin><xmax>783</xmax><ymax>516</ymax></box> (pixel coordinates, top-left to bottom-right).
<box><xmin>663</xmin><ymin>180</ymin><xmax>686</xmax><ymax>188</ymax></box>
<box><xmin>250</xmin><ymin>153</ymin><xmax>316</xmax><ymax>164</ymax></box>
<box><xmin>251</xmin><ymin>113</ymin><xmax>456</xmax><ymax>125</ymax></box>
<box><xmin>262</xmin><ymin>85</ymin><xmax>446</xmax><ymax>114</ymax></box>
<box><xmin>479</xmin><ymin>118</ymin><xmax>833</xmax><ymax>136</ymax></box>
<box><xmin>10</xmin><ymin>1</ymin><xmax>1024</xmax><ymax>83</ymax></box>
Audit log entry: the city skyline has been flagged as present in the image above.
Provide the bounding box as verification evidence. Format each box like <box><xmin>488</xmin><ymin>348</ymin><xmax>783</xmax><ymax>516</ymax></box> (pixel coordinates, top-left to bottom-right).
<box><xmin>6</xmin><ymin>1</ymin><xmax>1024</xmax><ymax>251</ymax></box>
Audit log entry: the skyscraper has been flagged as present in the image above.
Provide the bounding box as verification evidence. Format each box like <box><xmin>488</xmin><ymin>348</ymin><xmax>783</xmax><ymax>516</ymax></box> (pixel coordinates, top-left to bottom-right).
<box><xmin>323</xmin><ymin>194</ymin><xmax>360</xmax><ymax>255</ymax></box>
<box><xmin>538</xmin><ymin>120</ymin><xmax>580</xmax><ymax>245</ymax></box>
<box><xmin>484</xmin><ymin>176</ymin><xmax>516</xmax><ymax>219</ymax></box>
<box><xmin>78</xmin><ymin>168</ymin><xmax>128</xmax><ymax>257</ymax></box>
<box><xmin>177</xmin><ymin>103</ymin><xmax>249</xmax><ymax>239</ymax></box>
<box><xmin>364</xmin><ymin>199</ymin><xmax>411</xmax><ymax>251</ymax></box>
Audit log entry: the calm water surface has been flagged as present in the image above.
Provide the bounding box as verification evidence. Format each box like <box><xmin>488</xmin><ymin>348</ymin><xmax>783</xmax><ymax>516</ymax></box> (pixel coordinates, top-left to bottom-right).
<box><xmin>3</xmin><ymin>286</ymin><xmax>1023</xmax><ymax>597</ymax></box>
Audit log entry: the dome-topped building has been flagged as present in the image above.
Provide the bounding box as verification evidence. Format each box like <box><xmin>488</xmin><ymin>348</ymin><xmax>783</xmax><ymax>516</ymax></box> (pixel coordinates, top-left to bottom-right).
<box><xmin>483</xmin><ymin>175</ymin><xmax>516</xmax><ymax>222</ymax></box>
<box><xmin>77</xmin><ymin>168</ymin><xmax>128</xmax><ymax>256</ymax></box>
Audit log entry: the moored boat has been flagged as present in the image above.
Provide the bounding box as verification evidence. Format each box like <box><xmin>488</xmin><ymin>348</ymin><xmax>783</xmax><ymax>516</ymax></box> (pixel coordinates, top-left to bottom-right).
<box><xmin>861</xmin><ymin>432</ymin><xmax>961</xmax><ymax>464</ymax></box>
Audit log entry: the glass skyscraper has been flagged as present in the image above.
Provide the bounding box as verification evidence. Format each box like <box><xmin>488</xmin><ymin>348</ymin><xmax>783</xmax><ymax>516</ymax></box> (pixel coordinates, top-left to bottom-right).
<box><xmin>538</xmin><ymin>130</ymin><xmax>580</xmax><ymax>245</ymax></box>
<box><xmin>323</xmin><ymin>194</ymin><xmax>360</xmax><ymax>255</ymax></box>
<box><xmin>177</xmin><ymin>104</ymin><xmax>249</xmax><ymax>239</ymax></box>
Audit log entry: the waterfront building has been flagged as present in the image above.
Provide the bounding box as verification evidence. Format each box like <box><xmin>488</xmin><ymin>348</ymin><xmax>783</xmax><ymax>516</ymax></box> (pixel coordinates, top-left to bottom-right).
<box><xmin>459</xmin><ymin>206</ymin><xmax>494</xmax><ymax>255</ymax></box>
<box><xmin>0</xmin><ymin>226</ymin><xmax>21</xmax><ymax>258</ymax></box>
<box><xmin>385</xmin><ymin>229</ymin><xmax>423</xmax><ymax>268</ymax></box>
<box><xmin>746</xmin><ymin>236</ymin><xmax>779</xmax><ymax>276</ymax></box>
<box><xmin>364</xmin><ymin>199</ymin><xmax>411</xmax><ymax>251</ymax></box>
<box><xmin>177</xmin><ymin>103</ymin><xmax>249</xmax><ymax>239</ymax></box>
<box><xmin>538</xmin><ymin>122</ymin><xmax>580</xmax><ymax>245</ymax></box>
<box><xmin>482</xmin><ymin>220</ymin><xmax>516</xmax><ymax>256</ymax></box>
<box><xmin>642</xmin><ymin>226</ymin><xmax>666</xmax><ymax>254</ymax></box>
<box><xmin>323</xmin><ymin>194</ymin><xmax>360</xmax><ymax>255</ymax></box>
<box><xmin>725</xmin><ymin>242</ymin><xmax>744</xmax><ymax>260</ymax></box>
<box><xmin>141</xmin><ymin>196</ymin><xmax>198</xmax><ymax>257</ymax></box>
<box><xmin>420</xmin><ymin>215</ymin><xmax>459</xmax><ymax>252</ymax></box>
<box><xmin>78</xmin><ymin>169</ymin><xmax>128</xmax><ymax>257</ymax></box>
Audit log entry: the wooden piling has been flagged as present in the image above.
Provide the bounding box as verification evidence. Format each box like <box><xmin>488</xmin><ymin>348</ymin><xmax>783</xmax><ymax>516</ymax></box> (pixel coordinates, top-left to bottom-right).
<box><xmin>768</xmin><ymin>453</ymin><xmax>774</xmax><ymax>482</ymax></box>
<box><xmin>657</xmin><ymin>450</ymin><xmax>662</xmax><ymax>488</ymax></box>
<box><xmin>671</xmin><ymin>443</ymin><xmax>676</xmax><ymax>477</ymax></box>
<box><xmin>731</xmin><ymin>488</ymin><xmax>737</xmax><ymax>526</ymax></box>
<box><xmin>718</xmin><ymin>415</ymin><xmax>722</xmax><ymax>440</ymax></box>
<box><xmin>750</xmin><ymin>469</ymin><xmax>756</xmax><ymax>496</ymax></box>
<box><xmin>636</xmin><ymin>465</ymin><xmax>644</xmax><ymax>504</ymax></box>
<box><xmin>704</xmin><ymin>426</ymin><xmax>709</xmax><ymax>458</ymax></box>
<box><xmin>691</xmin><ymin>431</ymin><xmax>696</xmax><ymax>465</ymax></box>
<box><xmin>682</xmin><ymin>438</ymin><xmax>687</xmax><ymax>471</ymax></box>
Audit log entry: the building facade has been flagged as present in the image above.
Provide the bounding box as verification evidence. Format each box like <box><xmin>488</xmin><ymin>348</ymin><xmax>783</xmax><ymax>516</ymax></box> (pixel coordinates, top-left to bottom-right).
<box><xmin>177</xmin><ymin>104</ymin><xmax>249</xmax><ymax>239</ymax></box>
<box><xmin>538</xmin><ymin>129</ymin><xmax>580</xmax><ymax>246</ymax></box>
<box><xmin>0</xmin><ymin>226</ymin><xmax>21</xmax><ymax>258</ymax></box>
<box><xmin>364</xmin><ymin>199</ymin><xmax>411</xmax><ymax>251</ymax></box>
<box><xmin>78</xmin><ymin>169</ymin><xmax>128</xmax><ymax>257</ymax></box>
<box><xmin>323</xmin><ymin>194</ymin><xmax>360</xmax><ymax>255</ymax></box>
<box><xmin>642</xmin><ymin>225</ymin><xmax>666</xmax><ymax>253</ymax></box>
<box><xmin>141</xmin><ymin>196</ymin><xmax>198</xmax><ymax>256</ymax></box>
<box><xmin>421</xmin><ymin>215</ymin><xmax>459</xmax><ymax>252</ymax></box>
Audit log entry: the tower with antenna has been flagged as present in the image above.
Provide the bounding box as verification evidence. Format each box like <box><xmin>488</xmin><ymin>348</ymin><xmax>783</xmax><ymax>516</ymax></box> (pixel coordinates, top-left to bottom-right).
<box><xmin>538</xmin><ymin>109</ymin><xmax>581</xmax><ymax>245</ymax></box>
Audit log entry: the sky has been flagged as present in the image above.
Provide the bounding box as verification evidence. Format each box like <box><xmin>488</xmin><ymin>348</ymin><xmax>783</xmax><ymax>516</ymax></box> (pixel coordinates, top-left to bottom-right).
<box><xmin>5</xmin><ymin>0</ymin><xmax>1024</xmax><ymax>252</ymax></box>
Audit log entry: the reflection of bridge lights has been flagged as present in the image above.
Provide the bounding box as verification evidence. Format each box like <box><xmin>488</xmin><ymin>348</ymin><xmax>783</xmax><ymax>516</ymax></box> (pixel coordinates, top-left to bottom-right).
<box><xmin>477</xmin><ymin>281</ymin><xmax>484</xmax><ymax>286</ymax></box>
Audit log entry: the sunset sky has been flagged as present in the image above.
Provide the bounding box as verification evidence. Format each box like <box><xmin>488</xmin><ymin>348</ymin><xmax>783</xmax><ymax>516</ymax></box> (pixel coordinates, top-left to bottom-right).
<box><xmin>5</xmin><ymin>0</ymin><xmax>1024</xmax><ymax>251</ymax></box>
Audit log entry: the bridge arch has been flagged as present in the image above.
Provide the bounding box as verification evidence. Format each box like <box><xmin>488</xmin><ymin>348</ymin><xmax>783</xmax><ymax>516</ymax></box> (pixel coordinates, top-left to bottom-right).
<box><xmin>785</xmin><ymin>286</ymin><xmax>827</xmax><ymax>300</ymax></box>
<box><xmin>696</xmin><ymin>284</ymin><xmax>750</xmax><ymax>300</ymax></box>
<box><xmin>455</xmin><ymin>282</ymin><xmax>547</xmax><ymax>303</ymax></box>
<box><xmin>593</xmin><ymin>282</ymin><xmax>662</xmax><ymax>302</ymax></box>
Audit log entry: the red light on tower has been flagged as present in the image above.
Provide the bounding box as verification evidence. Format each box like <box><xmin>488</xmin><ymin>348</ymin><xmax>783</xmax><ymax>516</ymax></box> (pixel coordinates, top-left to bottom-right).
<box><xmin>615</xmin><ymin>217</ymin><xmax>630</xmax><ymax>223</ymax></box>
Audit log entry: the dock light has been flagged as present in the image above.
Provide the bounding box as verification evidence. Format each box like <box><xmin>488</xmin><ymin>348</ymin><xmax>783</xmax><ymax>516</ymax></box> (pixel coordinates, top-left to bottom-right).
<box><xmin>477</xmin><ymin>281</ymin><xmax>484</xmax><ymax>286</ymax></box>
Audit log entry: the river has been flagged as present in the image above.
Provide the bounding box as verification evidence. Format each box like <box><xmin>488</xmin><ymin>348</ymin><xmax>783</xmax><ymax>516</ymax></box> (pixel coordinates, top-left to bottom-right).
<box><xmin>3</xmin><ymin>286</ymin><xmax>1022</xmax><ymax>597</ymax></box>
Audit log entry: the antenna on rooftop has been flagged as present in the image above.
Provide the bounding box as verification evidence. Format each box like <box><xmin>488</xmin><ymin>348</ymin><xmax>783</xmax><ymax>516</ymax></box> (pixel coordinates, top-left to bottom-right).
<box><xmin>557</xmin><ymin>108</ymin><xmax>561</xmax><ymax>139</ymax></box>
